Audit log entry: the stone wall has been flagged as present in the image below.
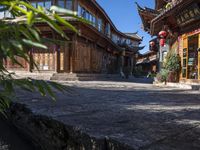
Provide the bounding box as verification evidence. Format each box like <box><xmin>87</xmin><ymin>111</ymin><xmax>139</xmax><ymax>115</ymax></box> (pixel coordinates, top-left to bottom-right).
<box><xmin>5</xmin><ymin>103</ymin><xmax>133</xmax><ymax>150</ymax></box>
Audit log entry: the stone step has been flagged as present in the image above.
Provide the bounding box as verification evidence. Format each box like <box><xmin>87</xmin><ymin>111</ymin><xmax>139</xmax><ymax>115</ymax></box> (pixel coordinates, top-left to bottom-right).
<box><xmin>51</xmin><ymin>73</ymin><xmax>122</xmax><ymax>81</ymax></box>
<box><xmin>9</xmin><ymin>71</ymin><xmax>54</xmax><ymax>80</ymax></box>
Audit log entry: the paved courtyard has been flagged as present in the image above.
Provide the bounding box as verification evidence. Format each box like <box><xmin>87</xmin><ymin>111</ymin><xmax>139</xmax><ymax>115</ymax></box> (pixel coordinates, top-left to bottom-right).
<box><xmin>15</xmin><ymin>81</ymin><xmax>200</xmax><ymax>150</ymax></box>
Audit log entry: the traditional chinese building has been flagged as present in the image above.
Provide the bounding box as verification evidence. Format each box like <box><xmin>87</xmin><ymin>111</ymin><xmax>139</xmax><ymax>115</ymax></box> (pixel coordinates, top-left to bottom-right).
<box><xmin>137</xmin><ymin>0</ymin><xmax>200</xmax><ymax>83</ymax></box>
<box><xmin>2</xmin><ymin>0</ymin><xmax>144</xmax><ymax>78</ymax></box>
<box><xmin>136</xmin><ymin>51</ymin><xmax>158</xmax><ymax>75</ymax></box>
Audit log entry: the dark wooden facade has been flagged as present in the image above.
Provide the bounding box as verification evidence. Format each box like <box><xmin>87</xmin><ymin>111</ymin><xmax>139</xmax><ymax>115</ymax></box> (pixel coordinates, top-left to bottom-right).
<box><xmin>136</xmin><ymin>51</ymin><xmax>158</xmax><ymax>75</ymax></box>
<box><xmin>4</xmin><ymin>0</ymin><xmax>143</xmax><ymax>76</ymax></box>
<box><xmin>137</xmin><ymin>0</ymin><xmax>200</xmax><ymax>83</ymax></box>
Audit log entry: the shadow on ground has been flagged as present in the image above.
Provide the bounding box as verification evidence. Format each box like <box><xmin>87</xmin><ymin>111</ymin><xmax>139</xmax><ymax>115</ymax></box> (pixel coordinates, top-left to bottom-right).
<box><xmin>3</xmin><ymin>80</ymin><xmax>200</xmax><ymax>150</ymax></box>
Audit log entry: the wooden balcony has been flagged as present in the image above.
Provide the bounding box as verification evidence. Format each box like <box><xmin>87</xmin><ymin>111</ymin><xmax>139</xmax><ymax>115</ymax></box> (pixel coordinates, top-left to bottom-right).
<box><xmin>150</xmin><ymin>0</ymin><xmax>196</xmax><ymax>35</ymax></box>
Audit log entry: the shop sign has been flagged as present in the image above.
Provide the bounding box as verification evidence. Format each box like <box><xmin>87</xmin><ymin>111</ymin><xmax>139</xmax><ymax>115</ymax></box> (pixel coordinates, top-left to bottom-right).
<box><xmin>176</xmin><ymin>3</ymin><xmax>200</xmax><ymax>26</ymax></box>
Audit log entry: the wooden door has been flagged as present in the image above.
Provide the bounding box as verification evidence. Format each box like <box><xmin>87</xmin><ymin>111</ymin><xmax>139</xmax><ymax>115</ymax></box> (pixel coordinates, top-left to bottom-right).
<box><xmin>75</xmin><ymin>40</ymin><xmax>91</xmax><ymax>72</ymax></box>
<box><xmin>91</xmin><ymin>46</ymin><xmax>103</xmax><ymax>73</ymax></box>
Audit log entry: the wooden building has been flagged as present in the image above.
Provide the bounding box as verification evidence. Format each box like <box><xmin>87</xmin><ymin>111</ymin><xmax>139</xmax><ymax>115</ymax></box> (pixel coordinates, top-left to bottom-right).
<box><xmin>137</xmin><ymin>0</ymin><xmax>200</xmax><ymax>83</ymax></box>
<box><xmin>2</xmin><ymin>0</ymin><xmax>144</xmax><ymax>77</ymax></box>
<box><xmin>136</xmin><ymin>51</ymin><xmax>158</xmax><ymax>75</ymax></box>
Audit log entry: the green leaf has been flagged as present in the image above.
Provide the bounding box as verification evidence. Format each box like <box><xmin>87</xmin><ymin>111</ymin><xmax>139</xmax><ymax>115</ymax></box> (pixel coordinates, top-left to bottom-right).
<box><xmin>27</xmin><ymin>11</ymin><xmax>34</xmax><ymax>26</ymax></box>
<box><xmin>53</xmin><ymin>13</ymin><xmax>78</xmax><ymax>33</ymax></box>
<box><xmin>50</xmin><ymin>5</ymin><xmax>77</xmax><ymax>15</ymax></box>
<box><xmin>22</xmin><ymin>39</ymin><xmax>47</xmax><ymax>49</ymax></box>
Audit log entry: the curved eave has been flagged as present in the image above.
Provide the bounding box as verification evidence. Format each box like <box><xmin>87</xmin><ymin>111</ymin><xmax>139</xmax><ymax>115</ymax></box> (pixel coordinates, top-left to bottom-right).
<box><xmin>91</xmin><ymin>0</ymin><xmax>142</xmax><ymax>41</ymax></box>
<box><xmin>136</xmin><ymin>2</ymin><xmax>158</xmax><ymax>32</ymax></box>
<box><xmin>150</xmin><ymin>0</ymin><xmax>187</xmax><ymax>35</ymax></box>
<box><xmin>126</xmin><ymin>45</ymin><xmax>145</xmax><ymax>53</ymax></box>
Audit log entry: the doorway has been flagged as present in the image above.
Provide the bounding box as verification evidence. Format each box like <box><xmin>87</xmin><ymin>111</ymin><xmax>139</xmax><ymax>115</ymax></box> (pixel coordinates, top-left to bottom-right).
<box><xmin>187</xmin><ymin>34</ymin><xmax>199</xmax><ymax>79</ymax></box>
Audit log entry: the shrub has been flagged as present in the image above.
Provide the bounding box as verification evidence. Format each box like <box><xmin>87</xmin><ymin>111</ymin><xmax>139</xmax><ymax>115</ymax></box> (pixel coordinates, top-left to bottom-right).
<box><xmin>164</xmin><ymin>53</ymin><xmax>180</xmax><ymax>72</ymax></box>
<box><xmin>156</xmin><ymin>69</ymin><xmax>169</xmax><ymax>83</ymax></box>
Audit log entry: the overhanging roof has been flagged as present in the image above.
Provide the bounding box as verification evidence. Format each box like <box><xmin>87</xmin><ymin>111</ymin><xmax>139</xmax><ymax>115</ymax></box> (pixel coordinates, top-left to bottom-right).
<box><xmin>135</xmin><ymin>2</ymin><xmax>158</xmax><ymax>32</ymax></box>
<box><xmin>125</xmin><ymin>33</ymin><xmax>142</xmax><ymax>41</ymax></box>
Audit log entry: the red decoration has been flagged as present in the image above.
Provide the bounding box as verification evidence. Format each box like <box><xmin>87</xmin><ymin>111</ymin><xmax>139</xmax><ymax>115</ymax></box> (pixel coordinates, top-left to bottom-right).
<box><xmin>149</xmin><ymin>41</ymin><xmax>155</xmax><ymax>47</ymax></box>
<box><xmin>159</xmin><ymin>31</ymin><xmax>167</xmax><ymax>38</ymax></box>
<box><xmin>160</xmin><ymin>39</ymin><xmax>165</xmax><ymax>47</ymax></box>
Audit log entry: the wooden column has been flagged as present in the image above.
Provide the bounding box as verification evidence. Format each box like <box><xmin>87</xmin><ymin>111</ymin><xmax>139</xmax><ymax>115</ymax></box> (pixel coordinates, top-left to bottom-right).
<box><xmin>70</xmin><ymin>34</ymin><xmax>76</xmax><ymax>73</ymax></box>
<box><xmin>73</xmin><ymin>0</ymin><xmax>78</xmax><ymax>11</ymax></box>
<box><xmin>118</xmin><ymin>49</ymin><xmax>125</xmax><ymax>77</ymax></box>
<box><xmin>28</xmin><ymin>49</ymin><xmax>33</xmax><ymax>72</ymax></box>
<box><xmin>90</xmin><ymin>42</ymin><xmax>93</xmax><ymax>72</ymax></box>
<box><xmin>130</xmin><ymin>55</ymin><xmax>134</xmax><ymax>76</ymax></box>
<box><xmin>56</xmin><ymin>45</ymin><xmax>60</xmax><ymax>73</ymax></box>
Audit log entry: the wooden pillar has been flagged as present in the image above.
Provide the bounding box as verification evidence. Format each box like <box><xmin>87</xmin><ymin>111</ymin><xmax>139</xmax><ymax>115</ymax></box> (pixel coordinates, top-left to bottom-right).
<box><xmin>28</xmin><ymin>49</ymin><xmax>33</xmax><ymax>72</ymax></box>
<box><xmin>118</xmin><ymin>49</ymin><xmax>125</xmax><ymax>77</ymax></box>
<box><xmin>90</xmin><ymin>42</ymin><xmax>93</xmax><ymax>72</ymax></box>
<box><xmin>70</xmin><ymin>34</ymin><xmax>76</xmax><ymax>73</ymax></box>
<box><xmin>73</xmin><ymin>0</ymin><xmax>78</xmax><ymax>11</ymax></box>
<box><xmin>130</xmin><ymin>55</ymin><xmax>134</xmax><ymax>76</ymax></box>
<box><xmin>52</xmin><ymin>31</ymin><xmax>59</xmax><ymax>73</ymax></box>
<box><xmin>56</xmin><ymin>45</ymin><xmax>60</xmax><ymax>73</ymax></box>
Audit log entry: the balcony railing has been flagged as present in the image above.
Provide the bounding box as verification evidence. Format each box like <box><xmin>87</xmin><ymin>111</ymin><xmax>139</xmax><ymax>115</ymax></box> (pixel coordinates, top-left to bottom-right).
<box><xmin>155</xmin><ymin>0</ymin><xmax>183</xmax><ymax>20</ymax></box>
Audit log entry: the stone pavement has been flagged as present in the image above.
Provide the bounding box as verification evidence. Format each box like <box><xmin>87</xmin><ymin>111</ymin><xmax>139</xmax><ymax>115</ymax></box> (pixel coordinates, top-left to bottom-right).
<box><xmin>14</xmin><ymin>81</ymin><xmax>200</xmax><ymax>150</ymax></box>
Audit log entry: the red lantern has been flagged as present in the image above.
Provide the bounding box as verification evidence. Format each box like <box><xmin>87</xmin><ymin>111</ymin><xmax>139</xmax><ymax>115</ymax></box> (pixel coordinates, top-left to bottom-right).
<box><xmin>160</xmin><ymin>39</ymin><xmax>165</xmax><ymax>47</ymax></box>
<box><xmin>149</xmin><ymin>41</ymin><xmax>155</xmax><ymax>47</ymax></box>
<box><xmin>159</xmin><ymin>31</ymin><xmax>167</xmax><ymax>38</ymax></box>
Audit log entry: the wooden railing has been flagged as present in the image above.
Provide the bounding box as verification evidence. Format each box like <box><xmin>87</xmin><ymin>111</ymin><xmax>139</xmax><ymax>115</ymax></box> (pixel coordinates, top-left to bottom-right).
<box><xmin>155</xmin><ymin>0</ymin><xmax>183</xmax><ymax>20</ymax></box>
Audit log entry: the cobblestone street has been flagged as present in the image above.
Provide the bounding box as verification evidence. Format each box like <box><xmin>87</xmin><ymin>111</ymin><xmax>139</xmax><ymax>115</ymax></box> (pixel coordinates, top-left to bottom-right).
<box><xmin>14</xmin><ymin>81</ymin><xmax>200</xmax><ymax>150</ymax></box>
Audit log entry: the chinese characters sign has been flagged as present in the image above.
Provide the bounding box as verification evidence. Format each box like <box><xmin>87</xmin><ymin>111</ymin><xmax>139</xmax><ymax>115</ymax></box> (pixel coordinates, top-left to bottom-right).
<box><xmin>176</xmin><ymin>3</ymin><xmax>200</xmax><ymax>26</ymax></box>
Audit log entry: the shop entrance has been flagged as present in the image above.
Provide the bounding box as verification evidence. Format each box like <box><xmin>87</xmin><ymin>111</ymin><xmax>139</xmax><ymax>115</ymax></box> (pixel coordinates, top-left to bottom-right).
<box><xmin>187</xmin><ymin>35</ymin><xmax>199</xmax><ymax>79</ymax></box>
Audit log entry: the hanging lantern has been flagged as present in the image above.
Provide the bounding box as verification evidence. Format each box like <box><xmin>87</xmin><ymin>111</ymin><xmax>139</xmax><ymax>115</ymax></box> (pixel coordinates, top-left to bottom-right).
<box><xmin>149</xmin><ymin>41</ymin><xmax>155</xmax><ymax>47</ymax></box>
<box><xmin>159</xmin><ymin>30</ymin><xmax>167</xmax><ymax>38</ymax></box>
<box><xmin>160</xmin><ymin>38</ymin><xmax>165</xmax><ymax>47</ymax></box>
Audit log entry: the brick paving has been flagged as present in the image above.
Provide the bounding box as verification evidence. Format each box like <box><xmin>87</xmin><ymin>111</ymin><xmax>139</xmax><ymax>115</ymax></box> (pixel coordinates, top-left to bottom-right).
<box><xmin>15</xmin><ymin>80</ymin><xmax>200</xmax><ymax>150</ymax></box>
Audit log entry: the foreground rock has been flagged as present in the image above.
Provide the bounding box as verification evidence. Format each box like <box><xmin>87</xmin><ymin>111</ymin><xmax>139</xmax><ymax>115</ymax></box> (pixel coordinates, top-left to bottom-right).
<box><xmin>0</xmin><ymin>117</ymin><xmax>36</xmax><ymax>150</ymax></box>
<box><xmin>4</xmin><ymin>81</ymin><xmax>200</xmax><ymax>150</ymax></box>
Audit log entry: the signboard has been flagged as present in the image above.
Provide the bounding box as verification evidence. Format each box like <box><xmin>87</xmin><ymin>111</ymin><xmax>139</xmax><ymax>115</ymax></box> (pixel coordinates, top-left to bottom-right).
<box><xmin>176</xmin><ymin>3</ymin><xmax>200</xmax><ymax>26</ymax></box>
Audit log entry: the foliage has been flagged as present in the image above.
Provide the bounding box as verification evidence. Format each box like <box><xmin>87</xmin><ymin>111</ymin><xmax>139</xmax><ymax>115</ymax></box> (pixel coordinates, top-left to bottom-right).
<box><xmin>133</xmin><ymin>66</ymin><xmax>146</xmax><ymax>77</ymax></box>
<box><xmin>164</xmin><ymin>52</ymin><xmax>180</xmax><ymax>72</ymax></box>
<box><xmin>147</xmin><ymin>72</ymin><xmax>156</xmax><ymax>78</ymax></box>
<box><xmin>156</xmin><ymin>69</ymin><xmax>169</xmax><ymax>83</ymax></box>
<box><xmin>167</xmin><ymin>71</ymin><xmax>178</xmax><ymax>83</ymax></box>
<box><xmin>0</xmin><ymin>0</ymin><xmax>81</xmax><ymax>115</ymax></box>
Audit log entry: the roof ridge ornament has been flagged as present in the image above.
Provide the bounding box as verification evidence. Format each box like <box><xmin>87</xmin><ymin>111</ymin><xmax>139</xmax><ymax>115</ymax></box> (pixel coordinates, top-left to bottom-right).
<box><xmin>135</xmin><ymin>2</ymin><xmax>145</xmax><ymax>11</ymax></box>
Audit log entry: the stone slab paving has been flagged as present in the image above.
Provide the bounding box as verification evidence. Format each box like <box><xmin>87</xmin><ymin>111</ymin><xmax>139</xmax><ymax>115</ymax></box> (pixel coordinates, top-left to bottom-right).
<box><xmin>15</xmin><ymin>81</ymin><xmax>200</xmax><ymax>150</ymax></box>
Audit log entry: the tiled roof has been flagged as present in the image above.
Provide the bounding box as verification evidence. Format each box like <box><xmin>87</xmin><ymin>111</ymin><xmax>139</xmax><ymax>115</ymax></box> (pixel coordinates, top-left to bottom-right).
<box><xmin>125</xmin><ymin>33</ymin><xmax>142</xmax><ymax>40</ymax></box>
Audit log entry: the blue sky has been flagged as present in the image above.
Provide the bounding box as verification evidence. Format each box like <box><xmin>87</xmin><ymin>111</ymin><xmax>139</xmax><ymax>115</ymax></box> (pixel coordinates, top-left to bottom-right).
<box><xmin>96</xmin><ymin>0</ymin><xmax>155</xmax><ymax>53</ymax></box>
